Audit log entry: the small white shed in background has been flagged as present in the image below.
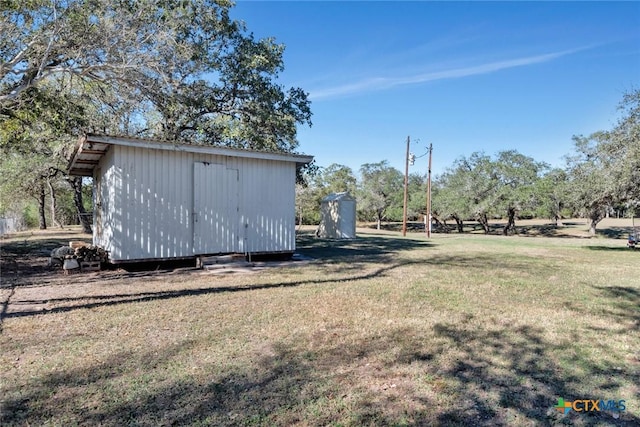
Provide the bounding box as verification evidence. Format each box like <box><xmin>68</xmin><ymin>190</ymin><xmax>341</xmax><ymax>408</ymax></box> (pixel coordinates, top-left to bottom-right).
<box><xmin>68</xmin><ymin>134</ymin><xmax>313</xmax><ymax>263</ymax></box>
<box><xmin>317</xmin><ymin>192</ymin><xmax>356</xmax><ymax>239</ymax></box>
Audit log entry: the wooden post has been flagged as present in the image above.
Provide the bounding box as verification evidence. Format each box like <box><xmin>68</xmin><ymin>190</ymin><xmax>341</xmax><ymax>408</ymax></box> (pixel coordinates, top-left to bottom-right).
<box><xmin>402</xmin><ymin>136</ymin><xmax>410</xmax><ymax>236</ymax></box>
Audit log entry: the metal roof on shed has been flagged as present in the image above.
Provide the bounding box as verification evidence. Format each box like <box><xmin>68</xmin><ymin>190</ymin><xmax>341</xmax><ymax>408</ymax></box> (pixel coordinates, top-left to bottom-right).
<box><xmin>68</xmin><ymin>134</ymin><xmax>314</xmax><ymax>177</ymax></box>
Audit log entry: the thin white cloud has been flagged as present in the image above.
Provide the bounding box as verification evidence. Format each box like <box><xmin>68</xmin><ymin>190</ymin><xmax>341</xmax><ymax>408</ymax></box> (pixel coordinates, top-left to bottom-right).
<box><xmin>309</xmin><ymin>47</ymin><xmax>586</xmax><ymax>100</ymax></box>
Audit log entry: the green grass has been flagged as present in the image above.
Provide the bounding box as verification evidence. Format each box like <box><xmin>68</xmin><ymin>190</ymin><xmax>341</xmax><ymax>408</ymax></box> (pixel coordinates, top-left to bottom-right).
<box><xmin>1</xmin><ymin>226</ymin><xmax>638</xmax><ymax>426</ymax></box>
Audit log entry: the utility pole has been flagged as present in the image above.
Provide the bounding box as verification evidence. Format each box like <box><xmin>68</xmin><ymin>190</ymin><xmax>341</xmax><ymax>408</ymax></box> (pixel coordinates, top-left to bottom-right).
<box><xmin>426</xmin><ymin>143</ymin><xmax>433</xmax><ymax>238</ymax></box>
<box><xmin>402</xmin><ymin>136</ymin><xmax>410</xmax><ymax>236</ymax></box>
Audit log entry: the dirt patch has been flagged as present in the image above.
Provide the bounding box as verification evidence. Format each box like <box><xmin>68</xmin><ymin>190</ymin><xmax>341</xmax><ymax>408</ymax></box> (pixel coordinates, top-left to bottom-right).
<box><xmin>203</xmin><ymin>254</ymin><xmax>314</xmax><ymax>275</ymax></box>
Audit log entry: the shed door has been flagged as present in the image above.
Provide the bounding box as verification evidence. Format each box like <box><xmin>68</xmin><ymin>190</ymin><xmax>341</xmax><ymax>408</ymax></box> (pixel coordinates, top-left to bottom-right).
<box><xmin>341</xmin><ymin>201</ymin><xmax>357</xmax><ymax>238</ymax></box>
<box><xmin>193</xmin><ymin>163</ymin><xmax>240</xmax><ymax>254</ymax></box>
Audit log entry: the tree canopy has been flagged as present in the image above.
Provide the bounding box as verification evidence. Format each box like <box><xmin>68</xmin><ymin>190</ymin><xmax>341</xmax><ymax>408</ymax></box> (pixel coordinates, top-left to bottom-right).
<box><xmin>566</xmin><ymin>89</ymin><xmax>640</xmax><ymax>234</ymax></box>
<box><xmin>357</xmin><ymin>161</ymin><xmax>403</xmax><ymax>230</ymax></box>
<box><xmin>1</xmin><ymin>0</ymin><xmax>311</xmax><ymax>151</ymax></box>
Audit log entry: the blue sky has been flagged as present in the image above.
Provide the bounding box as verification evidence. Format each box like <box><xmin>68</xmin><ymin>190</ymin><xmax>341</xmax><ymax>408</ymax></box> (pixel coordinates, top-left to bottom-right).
<box><xmin>230</xmin><ymin>1</ymin><xmax>640</xmax><ymax>177</ymax></box>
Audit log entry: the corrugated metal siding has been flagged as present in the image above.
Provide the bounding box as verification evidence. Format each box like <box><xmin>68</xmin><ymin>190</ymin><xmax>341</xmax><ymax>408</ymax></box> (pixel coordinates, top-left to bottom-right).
<box><xmin>96</xmin><ymin>145</ymin><xmax>297</xmax><ymax>261</ymax></box>
<box><xmin>108</xmin><ymin>145</ymin><xmax>195</xmax><ymax>260</ymax></box>
<box><xmin>198</xmin><ymin>155</ymin><xmax>296</xmax><ymax>254</ymax></box>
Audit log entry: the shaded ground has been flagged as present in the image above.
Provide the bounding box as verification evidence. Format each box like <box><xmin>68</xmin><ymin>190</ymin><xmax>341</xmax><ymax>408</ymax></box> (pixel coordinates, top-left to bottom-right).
<box><xmin>1</xmin><ymin>229</ymin><xmax>91</xmax><ymax>284</ymax></box>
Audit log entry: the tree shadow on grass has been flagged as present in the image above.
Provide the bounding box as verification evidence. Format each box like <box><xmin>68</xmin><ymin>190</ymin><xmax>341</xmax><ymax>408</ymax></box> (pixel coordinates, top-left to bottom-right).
<box><xmin>369</xmin><ymin>220</ymin><xmax>605</xmax><ymax>239</ymax></box>
<box><xmin>598</xmin><ymin>227</ymin><xmax>638</xmax><ymax>240</ymax></box>
<box><xmin>2</xmin><ymin>317</ymin><xmax>638</xmax><ymax>426</ymax></box>
<box><xmin>296</xmin><ymin>231</ymin><xmax>433</xmax><ymax>263</ymax></box>
<box><xmin>592</xmin><ymin>285</ymin><xmax>640</xmax><ymax>332</ymax></box>
<box><xmin>425</xmin><ymin>321</ymin><xmax>638</xmax><ymax>426</ymax></box>
<box><xmin>585</xmin><ymin>246</ymin><xmax>637</xmax><ymax>252</ymax></box>
<box><xmin>0</xmin><ymin>236</ymin><xmax>88</xmax><ymax>257</ymax></box>
<box><xmin>516</xmin><ymin>224</ymin><xmax>589</xmax><ymax>238</ymax></box>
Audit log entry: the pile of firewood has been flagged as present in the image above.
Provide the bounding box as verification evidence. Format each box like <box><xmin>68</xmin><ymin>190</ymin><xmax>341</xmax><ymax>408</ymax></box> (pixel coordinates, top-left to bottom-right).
<box><xmin>73</xmin><ymin>245</ymin><xmax>108</xmax><ymax>262</ymax></box>
<box><xmin>50</xmin><ymin>244</ymin><xmax>108</xmax><ymax>272</ymax></box>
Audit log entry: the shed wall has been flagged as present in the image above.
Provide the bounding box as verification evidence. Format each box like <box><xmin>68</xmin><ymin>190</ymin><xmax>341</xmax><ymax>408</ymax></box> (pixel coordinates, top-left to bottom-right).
<box><xmin>96</xmin><ymin>144</ymin><xmax>296</xmax><ymax>261</ymax></box>
<box><xmin>318</xmin><ymin>199</ymin><xmax>356</xmax><ymax>239</ymax></box>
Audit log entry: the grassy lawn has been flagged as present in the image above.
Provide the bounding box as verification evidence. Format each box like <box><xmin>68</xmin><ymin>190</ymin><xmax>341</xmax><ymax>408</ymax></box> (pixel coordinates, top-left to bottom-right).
<box><xmin>1</xmin><ymin>224</ymin><xmax>638</xmax><ymax>426</ymax></box>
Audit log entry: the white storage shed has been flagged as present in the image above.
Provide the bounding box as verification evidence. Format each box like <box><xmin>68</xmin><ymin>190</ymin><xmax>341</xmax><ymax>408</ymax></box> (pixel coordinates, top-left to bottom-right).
<box><xmin>317</xmin><ymin>192</ymin><xmax>357</xmax><ymax>239</ymax></box>
<box><xmin>68</xmin><ymin>134</ymin><xmax>313</xmax><ymax>263</ymax></box>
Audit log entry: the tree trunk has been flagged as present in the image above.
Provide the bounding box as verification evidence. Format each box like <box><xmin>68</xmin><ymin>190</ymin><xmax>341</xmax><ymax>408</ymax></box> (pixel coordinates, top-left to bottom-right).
<box><xmin>477</xmin><ymin>213</ymin><xmax>490</xmax><ymax>234</ymax></box>
<box><xmin>70</xmin><ymin>176</ymin><xmax>92</xmax><ymax>234</ymax></box>
<box><xmin>554</xmin><ymin>214</ymin><xmax>562</xmax><ymax>227</ymax></box>
<box><xmin>589</xmin><ymin>208</ymin><xmax>604</xmax><ymax>236</ymax></box>
<box><xmin>46</xmin><ymin>177</ymin><xmax>63</xmax><ymax>228</ymax></box>
<box><xmin>453</xmin><ymin>215</ymin><xmax>464</xmax><ymax>233</ymax></box>
<box><xmin>37</xmin><ymin>182</ymin><xmax>47</xmax><ymax>229</ymax></box>
<box><xmin>503</xmin><ymin>207</ymin><xmax>516</xmax><ymax>236</ymax></box>
<box><xmin>553</xmin><ymin>200</ymin><xmax>563</xmax><ymax>226</ymax></box>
